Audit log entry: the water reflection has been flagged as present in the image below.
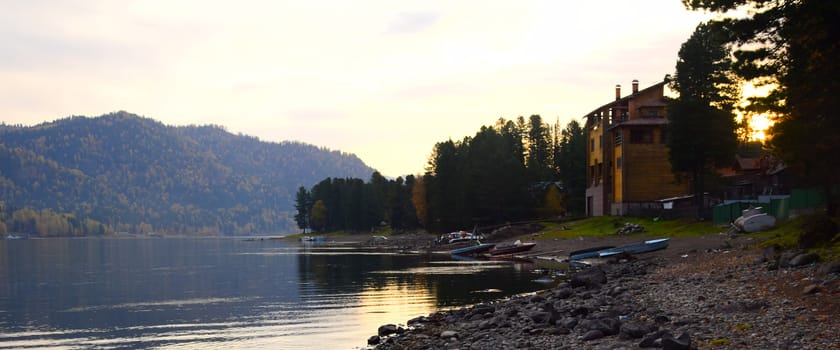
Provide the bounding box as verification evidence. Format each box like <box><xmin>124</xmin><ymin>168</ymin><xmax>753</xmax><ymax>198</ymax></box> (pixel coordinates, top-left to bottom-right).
<box><xmin>0</xmin><ymin>238</ymin><xmax>551</xmax><ymax>349</ymax></box>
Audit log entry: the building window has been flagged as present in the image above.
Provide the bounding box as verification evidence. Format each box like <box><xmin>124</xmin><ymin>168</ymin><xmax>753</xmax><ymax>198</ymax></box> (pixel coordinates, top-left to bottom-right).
<box><xmin>590</xmin><ymin>138</ymin><xmax>595</xmax><ymax>152</ymax></box>
<box><xmin>660</xmin><ymin>129</ymin><xmax>668</xmax><ymax>143</ymax></box>
<box><xmin>614</xmin><ymin>132</ymin><xmax>623</xmax><ymax>146</ymax></box>
<box><xmin>616</xmin><ymin>156</ymin><xmax>622</xmax><ymax>169</ymax></box>
<box><xmin>630</xmin><ymin>129</ymin><xmax>654</xmax><ymax>143</ymax></box>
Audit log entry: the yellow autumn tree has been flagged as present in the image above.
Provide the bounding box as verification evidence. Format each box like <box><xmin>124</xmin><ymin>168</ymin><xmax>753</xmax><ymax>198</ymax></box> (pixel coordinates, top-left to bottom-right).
<box><xmin>538</xmin><ymin>184</ymin><xmax>564</xmax><ymax>218</ymax></box>
<box><xmin>411</xmin><ymin>176</ymin><xmax>428</xmax><ymax>227</ymax></box>
<box><xmin>310</xmin><ymin>200</ymin><xmax>327</xmax><ymax>232</ymax></box>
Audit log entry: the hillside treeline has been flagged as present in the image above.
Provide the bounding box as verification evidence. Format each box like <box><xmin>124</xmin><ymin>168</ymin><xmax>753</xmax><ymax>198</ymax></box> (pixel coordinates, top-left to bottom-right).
<box><xmin>295</xmin><ymin>115</ymin><xmax>586</xmax><ymax>234</ymax></box>
<box><xmin>0</xmin><ymin>112</ymin><xmax>374</xmax><ymax>236</ymax></box>
<box><xmin>294</xmin><ymin>173</ymin><xmax>418</xmax><ymax>233</ymax></box>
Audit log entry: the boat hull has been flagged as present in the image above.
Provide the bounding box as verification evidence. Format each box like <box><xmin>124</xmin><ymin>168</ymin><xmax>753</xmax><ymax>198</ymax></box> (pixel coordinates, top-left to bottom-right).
<box><xmin>597</xmin><ymin>238</ymin><xmax>669</xmax><ymax>257</ymax></box>
<box><xmin>450</xmin><ymin>243</ymin><xmax>496</xmax><ymax>256</ymax></box>
<box><xmin>569</xmin><ymin>245</ymin><xmax>615</xmax><ymax>260</ymax></box>
<box><xmin>488</xmin><ymin>242</ymin><xmax>537</xmax><ymax>256</ymax></box>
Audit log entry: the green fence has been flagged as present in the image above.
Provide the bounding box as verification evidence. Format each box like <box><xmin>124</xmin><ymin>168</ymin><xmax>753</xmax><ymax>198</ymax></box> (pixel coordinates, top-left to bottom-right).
<box><xmin>712</xmin><ymin>196</ymin><xmax>791</xmax><ymax>225</ymax></box>
<box><xmin>713</xmin><ymin>201</ymin><xmax>754</xmax><ymax>225</ymax></box>
<box><xmin>790</xmin><ymin>187</ymin><xmax>826</xmax><ymax>210</ymax></box>
<box><xmin>712</xmin><ymin>187</ymin><xmax>829</xmax><ymax>225</ymax></box>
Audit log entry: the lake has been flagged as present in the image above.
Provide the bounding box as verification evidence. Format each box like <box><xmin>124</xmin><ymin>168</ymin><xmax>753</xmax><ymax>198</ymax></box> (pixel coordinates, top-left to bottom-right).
<box><xmin>0</xmin><ymin>237</ymin><xmax>554</xmax><ymax>349</ymax></box>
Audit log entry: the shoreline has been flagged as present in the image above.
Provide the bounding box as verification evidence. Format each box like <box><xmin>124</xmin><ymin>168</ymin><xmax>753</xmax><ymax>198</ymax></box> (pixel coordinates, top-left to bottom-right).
<box><xmin>361</xmin><ymin>232</ymin><xmax>840</xmax><ymax>349</ymax></box>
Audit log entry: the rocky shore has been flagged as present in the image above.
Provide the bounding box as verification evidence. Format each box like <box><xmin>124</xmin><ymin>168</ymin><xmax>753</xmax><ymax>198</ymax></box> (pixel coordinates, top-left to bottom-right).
<box><xmin>365</xmin><ymin>236</ymin><xmax>840</xmax><ymax>349</ymax></box>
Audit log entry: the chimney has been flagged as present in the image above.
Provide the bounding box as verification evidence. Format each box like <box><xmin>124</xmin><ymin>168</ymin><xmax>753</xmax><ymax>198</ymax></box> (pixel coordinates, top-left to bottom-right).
<box><xmin>615</xmin><ymin>84</ymin><xmax>621</xmax><ymax>100</ymax></box>
<box><xmin>632</xmin><ymin>79</ymin><xmax>639</xmax><ymax>93</ymax></box>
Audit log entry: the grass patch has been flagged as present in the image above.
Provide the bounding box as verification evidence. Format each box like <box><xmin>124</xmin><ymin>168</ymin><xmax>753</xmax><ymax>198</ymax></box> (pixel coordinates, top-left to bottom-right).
<box><xmin>538</xmin><ymin>215</ymin><xmax>840</xmax><ymax>260</ymax></box>
<box><xmin>733</xmin><ymin>323</ymin><xmax>752</xmax><ymax>332</ymax></box>
<box><xmin>538</xmin><ymin>216</ymin><xmax>722</xmax><ymax>240</ymax></box>
<box><xmin>754</xmin><ymin>216</ymin><xmax>840</xmax><ymax>261</ymax></box>
<box><xmin>708</xmin><ymin>338</ymin><xmax>732</xmax><ymax>346</ymax></box>
<box><xmin>284</xmin><ymin>226</ymin><xmax>396</xmax><ymax>241</ymax></box>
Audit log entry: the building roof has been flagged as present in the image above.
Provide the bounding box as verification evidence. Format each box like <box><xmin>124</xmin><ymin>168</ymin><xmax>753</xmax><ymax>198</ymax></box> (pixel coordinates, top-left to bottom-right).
<box><xmin>734</xmin><ymin>155</ymin><xmax>760</xmax><ymax>171</ymax></box>
<box><xmin>582</xmin><ymin>80</ymin><xmax>667</xmax><ymax>119</ymax></box>
<box><xmin>608</xmin><ymin>117</ymin><xmax>668</xmax><ymax>130</ymax></box>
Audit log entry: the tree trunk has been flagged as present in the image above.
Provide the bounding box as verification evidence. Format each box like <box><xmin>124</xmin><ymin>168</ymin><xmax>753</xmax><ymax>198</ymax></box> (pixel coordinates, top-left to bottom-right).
<box><xmin>694</xmin><ymin>167</ymin><xmax>704</xmax><ymax>220</ymax></box>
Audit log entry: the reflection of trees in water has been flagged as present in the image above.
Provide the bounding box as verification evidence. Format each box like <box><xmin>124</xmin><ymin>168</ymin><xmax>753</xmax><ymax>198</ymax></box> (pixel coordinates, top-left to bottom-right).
<box><xmin>296</xmin><ymin>249</ymin><xmax>544</xmax><ymax>307</ymax></box>
<box><xmin>297</xmin><ymin>250</ymin><xmax>411</xmax><ymax>294</ymax></box>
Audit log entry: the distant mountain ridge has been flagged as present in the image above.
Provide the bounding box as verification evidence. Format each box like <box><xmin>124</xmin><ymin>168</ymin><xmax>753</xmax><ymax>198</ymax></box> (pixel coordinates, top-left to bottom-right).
<box><xmin>0</xmin><ymin>111</ymin><xmax>375</xmax><ymax>235</ymax></box>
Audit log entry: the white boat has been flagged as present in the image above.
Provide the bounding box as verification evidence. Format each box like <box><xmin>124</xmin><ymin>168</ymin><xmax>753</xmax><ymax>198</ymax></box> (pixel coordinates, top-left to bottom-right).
<box><xmin>732</xmin><ymin>207</ymin><xmax>776</xmax><ymax>233</ymax></box>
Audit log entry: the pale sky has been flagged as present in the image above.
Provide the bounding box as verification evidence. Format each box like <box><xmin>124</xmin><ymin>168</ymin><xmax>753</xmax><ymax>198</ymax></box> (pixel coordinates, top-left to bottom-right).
<box><xmin>1</xmin><ymin>0</ymin><xmax>709</xmax><ymax>177</ymax></box>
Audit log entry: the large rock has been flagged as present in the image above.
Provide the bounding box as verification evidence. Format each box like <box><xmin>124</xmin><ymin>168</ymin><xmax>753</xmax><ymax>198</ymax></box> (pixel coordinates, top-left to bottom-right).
<box><xmin>439</xmin><ymin>330</ymin><xmax>458</xmax><ymax>339</ymax></box>
<box><xmin>570</xmin><ymin>266</ymin><xmax>607</xmax><ymax>288</ymax></box>
<box><xmin>757</xmin><ymin>244</ymin><xmax>781</xmax><ymax>265</ymax></box>
<box><xmin>592</xmin><ymin>318</ymin><xmax>621</xmax><ymax>336</ymax></box>
<box><xmin>662</xmin><ymin>332</ymin><xmax>691</xmax><ymax>350</ymax></box>
<box><xmin>620</xmin><ymin>321</ymin><xmax>651</xmax><ymax>339</ymax></box>
<box><xmin>554</xmin><ymin>287</ymin><xmax>574</xmax><ymax>299</ymax></box>
<box><xmin>529</xmin><ymin>311</ymin><xmax>551</xmax><ymax>324</ymax></box>
<box><xmin>789</xmin><ymin>252</ymin><xmax>820</xmax><ymax>267</ymax></box>
<box><xmin>581</xmin><ymin>329</ymin><xmax>605</xmax><ymax>341</ymax></box>
<box><xmin>817</xmin><ymin>260</ymin><xmax>840</xmax><ymax>275</ymax></box>
<box><xmin>779</xmin><ymin>249</ymin><xmax>806</xmax><ymax>267</ymax></box>
<box><xmin>468</xmin><ymin>303</ymin><xmax>495</xmax><ymax>317</ymax></box>
<box><xmin>377</xmin><ymin>324</ymin><xmax>398</xmax><ymax>337</ymax></box>
<box><xmin>558</xmin><ymin>317</ymin><xmax>578</xmax><ymax>330</ymax></box>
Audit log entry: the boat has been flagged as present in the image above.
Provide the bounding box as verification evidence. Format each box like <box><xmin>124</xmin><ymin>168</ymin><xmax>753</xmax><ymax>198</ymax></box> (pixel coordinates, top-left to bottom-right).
<box><xmin>488</xmin><ymin>241</ymin><xmax>536</xmax><ymax>256</ymax></box>
<box><xmin>596</xmin><ymin>238</ymin><xmax>669</xmax><ymax>257</ymax></box>
<box><xmin>732</xmin><ymin>207</ymin><xmax>776</xmax><ymax>233</ymax></box>
<box><xmin>300</xmin><ymin>236</ymin><xmax>328</xmax><ymax>243</ymax></box>
<box><xmin>569</xmin><ymin>245</ymin><xmax>615</xmax><ymax>261</ymax></box>
<box><xmin>450</xmin><ymin>242</ymin><xmax>496</xmax><ymax>256</ymax></box>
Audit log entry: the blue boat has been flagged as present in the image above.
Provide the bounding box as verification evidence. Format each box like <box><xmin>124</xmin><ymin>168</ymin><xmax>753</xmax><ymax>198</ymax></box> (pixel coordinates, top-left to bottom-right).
<box><xmin>596</xmin><ymin>238</ymin><xmax>670</xmax><ymax>257</ymax></box>
<box><xmin>450</xmin><ymin>243</ymin><xmax>496</xmax><ymax>256</ymax></box>
<box><xmin>569</xmin><ymin>245</ymin><xmax>615</xmax><ymax>260</ymax></box>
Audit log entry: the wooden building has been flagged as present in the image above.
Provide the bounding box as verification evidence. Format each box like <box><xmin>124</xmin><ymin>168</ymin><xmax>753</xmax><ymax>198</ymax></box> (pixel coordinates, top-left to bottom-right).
<box><xmin>584</xmin><ymin>79</ymin><xmax>689</xmax><ymax>216</ymax></box>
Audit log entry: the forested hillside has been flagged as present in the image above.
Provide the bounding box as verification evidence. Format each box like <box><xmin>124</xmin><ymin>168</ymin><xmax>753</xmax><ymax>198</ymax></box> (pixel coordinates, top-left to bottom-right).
<box><xmin>0</xmin><ymin>111</ymin><xmax>375</xmax><ymax>236</ymax></box>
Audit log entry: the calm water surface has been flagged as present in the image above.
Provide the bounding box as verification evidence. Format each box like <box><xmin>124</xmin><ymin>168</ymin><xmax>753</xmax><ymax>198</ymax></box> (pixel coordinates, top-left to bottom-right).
<box><xmin>0</xmin><ymin>238</ymin><xmax>553</xmax><ymax>349</ymax></box>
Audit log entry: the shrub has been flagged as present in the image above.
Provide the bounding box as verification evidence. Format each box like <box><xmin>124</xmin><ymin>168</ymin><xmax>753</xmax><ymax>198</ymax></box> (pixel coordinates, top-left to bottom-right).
<box><xmin>798</xmin><ymin>214</ymin><xmax>838</xmax><ymax>248</ymax></box>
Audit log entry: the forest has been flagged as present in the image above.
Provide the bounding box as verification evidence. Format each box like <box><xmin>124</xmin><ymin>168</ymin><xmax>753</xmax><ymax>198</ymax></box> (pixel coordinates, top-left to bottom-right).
<box><xmin>294</xmin><ymin>115</ymin><xmax>586</xmax><ymax>234</ymax></box>
<box><xmin>0</xmin><ymin>111</ymin><xmax>374</xmax><ymax>236</ymax></box>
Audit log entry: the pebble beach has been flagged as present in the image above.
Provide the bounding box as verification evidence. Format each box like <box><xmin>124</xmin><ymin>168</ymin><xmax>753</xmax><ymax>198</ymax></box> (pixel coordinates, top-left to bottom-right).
<box><xmin>362</xmin><ymin>232</ymin><xmax>840</xmax><ymax>349</ymax></box>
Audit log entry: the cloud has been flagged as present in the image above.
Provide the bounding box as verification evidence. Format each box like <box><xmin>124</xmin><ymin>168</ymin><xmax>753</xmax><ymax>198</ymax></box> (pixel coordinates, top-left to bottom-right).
<box><xmin>386</xmin><ymin>11</ymin><xmax>440</xmax><ymax>34</ymax></box>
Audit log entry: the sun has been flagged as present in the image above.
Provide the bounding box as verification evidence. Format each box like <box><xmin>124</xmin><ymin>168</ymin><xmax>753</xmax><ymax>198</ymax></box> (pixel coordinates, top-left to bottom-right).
<box><xmin>739</xmin><ymin>82</ymin><xmax>777</xmax><ymax>142</ymax></box>
<box><xmin>747</xmin><ymin>113</ymin><xmax>774</xmax><ymax>142</ymax></box>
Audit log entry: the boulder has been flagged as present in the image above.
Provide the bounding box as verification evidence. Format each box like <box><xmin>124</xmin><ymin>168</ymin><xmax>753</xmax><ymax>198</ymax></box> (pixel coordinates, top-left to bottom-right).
<box><xmin>554</xmin><ymin>287</ymin><xmax>574</xmax><ymax>299</ymax></box>
<box><xmin>559</xmin><ymin>317</ymin><xmax>578</xmax><ymax>330</ymax></box>
<box><xmin>367</xmin><ymin>335</ymin><xmax>380</xmax><ymax>345</ymax></box>
<box><xmin>620</xmin><ymin>321</ymin><xmax>651</xmax><ymax>339</ymax></box>
<box><xmin>662</xmin><ymin>332</ymin><xmax>691</xmax><ymax>350</ymax></box>
<box><xmin>570</xmin><ymin>306</ymin><xmax>590</xmax><ymax>317</ymax></box>
<box><xmin>529</xmin><ymin>311</ymin><xmax>551</xmax><ymax>324</ymax></box>
<box><xmin>817</xmin><ymin>260</ymin><xmax>840</xmax><ymax>275</ymax></box>
<box><xmin>757</xmin><ymin>244</ymin><xmax>780</xmax><ymax>265</ymax></box>
<box><xmin>779</xmin><ymin>249</ymin><xmax>806</xmax><ymax>267</ymax></box>
<box><xmin>803</xmin><ymin>284</ymin><xmax>821</xmax><ymax>294</ymax></box>
<box><xmin>581</xmin><ymin>329</ymin><xmax>605</xmax><ymax>341</ymax></box>
<box><xmin>592</xmin><ymin>318</ymin><xmax>621</xmax><ymax>336</ymax></box>
<box><xmin>570</xmin><ymin>266</ymin><xmax>607</xmax><ymax>288</ymax></box>
<box><xmin>789</xmin><ymin>252</ymin><xmax>820</xmax><ymax>267</ymax></box>
<box><xmin>654</xmin><ymin>315</ymin><xmax>670</xmax><ymax>324</ymax></box>
<box><xmin>377</xmin><ymin>324</ymin><xmax>398</xmax><ymax>337</ymax></box>
<box><xmin>439</xmin><ymin>330</ymin><xmax>458</xmax><ymax>339</ymax></box>
<box><xmin>469</xmin><ymin>303</ymin><xmax>496</xmax><ymax>316</ymax></box>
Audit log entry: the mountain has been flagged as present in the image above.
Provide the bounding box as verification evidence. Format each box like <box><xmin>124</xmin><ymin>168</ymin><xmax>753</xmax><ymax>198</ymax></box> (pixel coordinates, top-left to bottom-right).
<box><xmin>0</xmin><ymin>111</ymin><xmax>376</xmax><ymax>235</ymax></box>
